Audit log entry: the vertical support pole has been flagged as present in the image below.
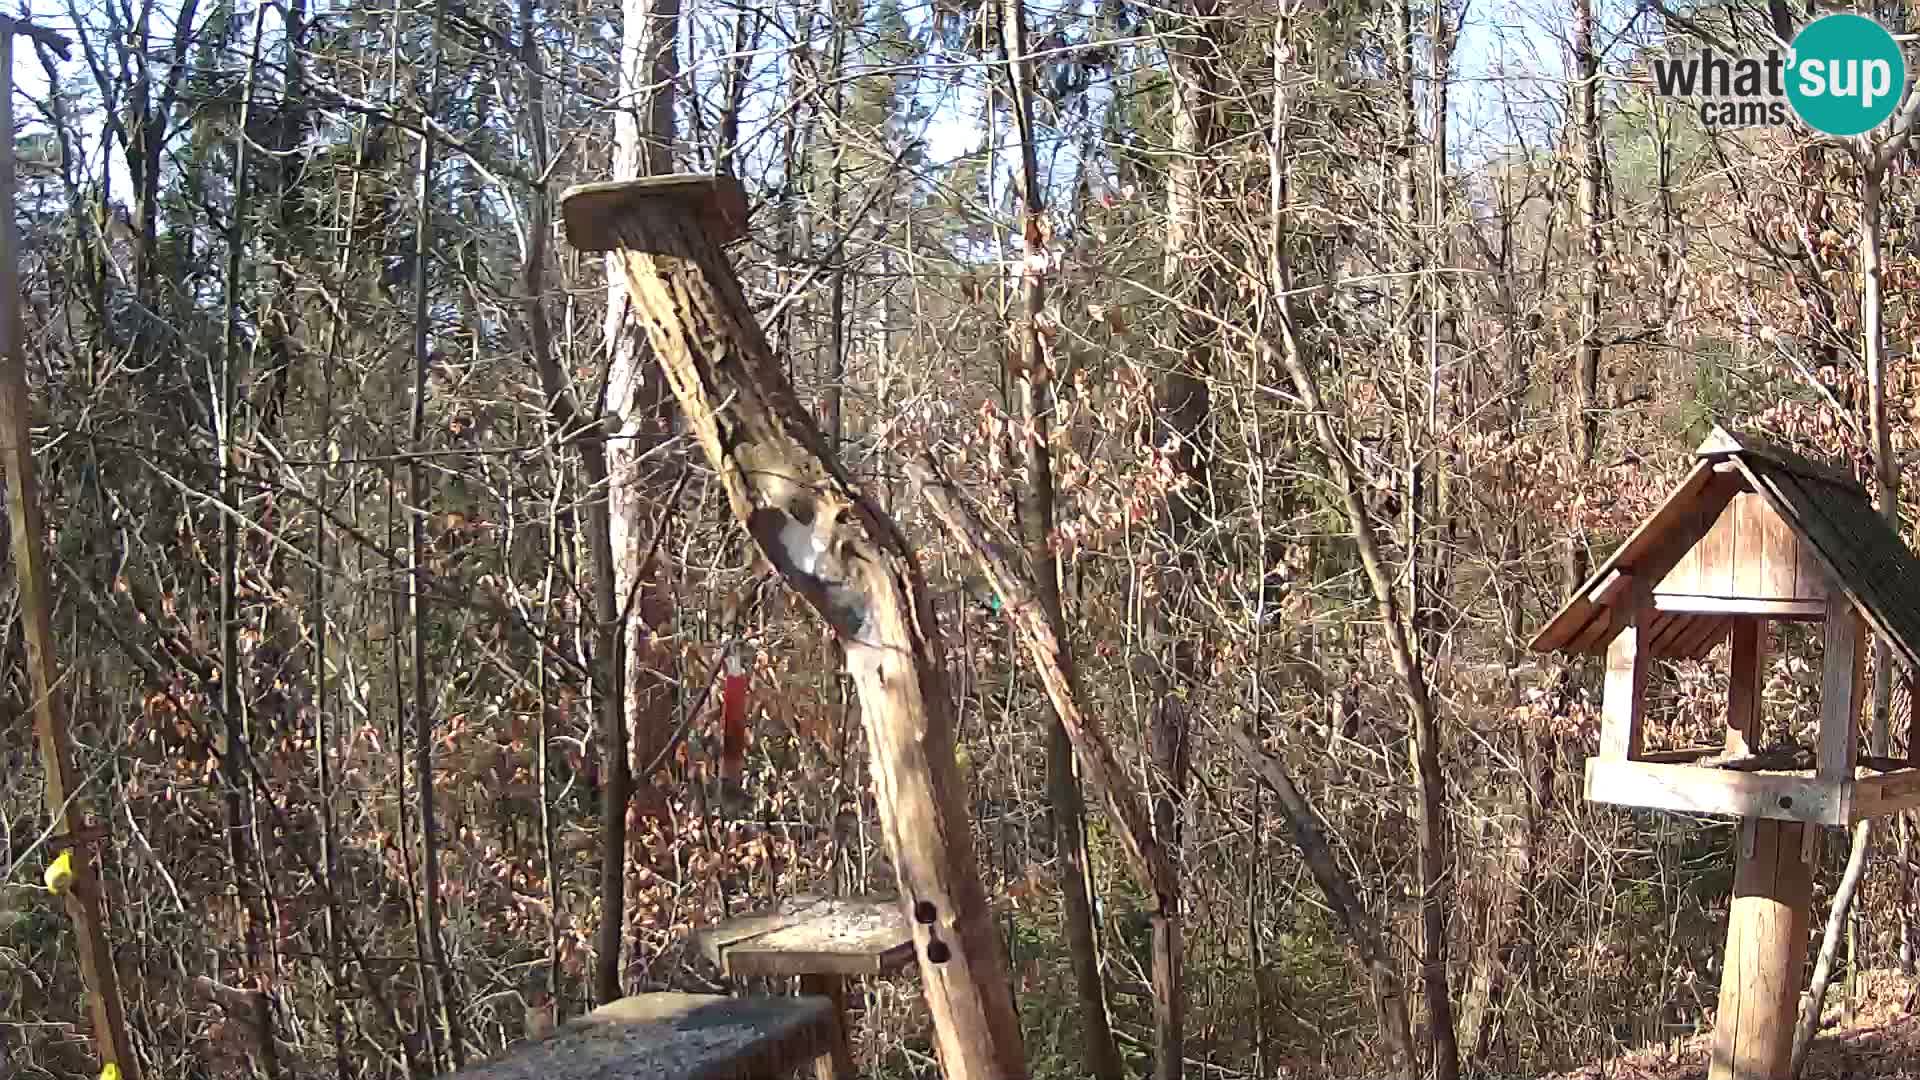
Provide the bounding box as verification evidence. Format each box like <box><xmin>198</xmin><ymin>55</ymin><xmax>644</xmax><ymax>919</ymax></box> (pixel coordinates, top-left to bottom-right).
<box><xmin>1818</xmin><ymin>595</ymin><xmax>1864</xmax><ymax>781</ymax></box>
<box><xmin>1599</xmin><ymin>596</ymin><xmax>1649</xmax><ymax>761</ymax></box>
<box><xmin>1905</xmin><ymin>669</ymin><xmax>1920</xmax><ymax>768</ymax></box>
<box><xmin>800</xmin><ymin>973</ymin><xmax>857</xmax><ymax>1080</ymax></box>
<box><xmin>1710</xmin><ymin>819</ymin><xmax>1813</xmax><ymax>1080</ymax></box>
<box><xmin>0</xmin><ymin>25</ymin><xmax>141</xmax><ymax>1080</ymax></box>
<box><xmin>1727</xmin><ymin>618</ymin><xmax>1767</xmax><ymax>758</ymax></box>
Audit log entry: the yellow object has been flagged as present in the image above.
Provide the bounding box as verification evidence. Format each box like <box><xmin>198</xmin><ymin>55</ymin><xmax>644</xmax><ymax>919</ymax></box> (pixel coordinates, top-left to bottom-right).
<box><xmin>43</xmin><ymin>851</ymin><xmax>73</xmax><ymax>895</ymax></box>
<box><xmin>101</xmin><ymin>1064</ymin><xmax>122</xmax><ymax>1080</ymax></box>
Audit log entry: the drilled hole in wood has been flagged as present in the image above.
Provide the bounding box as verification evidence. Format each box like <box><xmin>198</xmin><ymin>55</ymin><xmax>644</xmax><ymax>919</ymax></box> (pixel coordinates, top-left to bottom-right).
<box><xmin>926</xmin><ymin>940</ymin><xmax>951</xmax><ymax>964</ymax></box>
<box><xmin>913</xmin><ymin>900</ymin><xmax>937</xmax><ymax>925</ymax></box>
<box><xmin>1779</xmin><ymin>796</ymin><xmax>1794</xmax><ymax>809</ymax></box>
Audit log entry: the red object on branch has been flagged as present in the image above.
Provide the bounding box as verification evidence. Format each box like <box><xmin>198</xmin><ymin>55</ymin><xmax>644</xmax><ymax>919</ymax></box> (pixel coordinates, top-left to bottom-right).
<box><xmin>718</xmin><ymin>650</ymin><xmax>749</xmax><ymax>786</ymax></box>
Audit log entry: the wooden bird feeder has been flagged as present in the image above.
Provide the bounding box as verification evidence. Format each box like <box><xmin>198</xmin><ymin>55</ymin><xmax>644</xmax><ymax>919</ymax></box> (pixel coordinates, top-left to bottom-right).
<box><xmin>1531</xmin><ymin>424</ymin><xmax>1920</xmax><ymax>1080</ymax></box>
<box><xmin>695</xmin><ymin>894</ymin><xmax>916</xmax><ymax>1080</ymax></box>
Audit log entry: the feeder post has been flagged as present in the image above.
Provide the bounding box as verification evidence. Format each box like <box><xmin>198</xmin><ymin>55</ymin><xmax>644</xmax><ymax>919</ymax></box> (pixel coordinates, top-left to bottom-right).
<box><xmin>1709</xmin><ymin>818</ymin><xmax>1812</xmax><ymax>1080</ymax></box>
<box><xmin>1710</xmin><ymin>611</ymin><xmax>1820</xmax><ymax>1080</ymax></box>
<box><xmin>0</xmin><ymin>21</ymin><xmax>141</xmax><ymax>1080</ymax></box>
<box><xmin>559</xmin><ymin>175</ymin><xmax>1028</xmax><ymax>1080</ymax></box>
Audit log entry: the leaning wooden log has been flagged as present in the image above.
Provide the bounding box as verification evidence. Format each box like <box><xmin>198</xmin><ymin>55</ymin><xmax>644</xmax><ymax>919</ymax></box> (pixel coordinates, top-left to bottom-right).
<box><xmin>908</xmin><ymin>454</ymin><xmax>1174</xmax><ymax>907</ymax></box>
<box><xmin>557</xmin><ymin>174</ymin><xmax>1028</xmax><ymax>1080</ymax></box>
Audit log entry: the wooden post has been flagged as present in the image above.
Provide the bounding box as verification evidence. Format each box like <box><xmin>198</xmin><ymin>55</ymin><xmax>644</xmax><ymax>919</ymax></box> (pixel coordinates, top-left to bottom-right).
<box><xmin>1818</xmin><ymin>594</ymin><xmax>1864</xmax><ymax>780</ymax></box>
<box><xmin>1599</xmin><ymin>595</ymin><xmax>1650</xmax><ymax>761</ymax></box>
<box><xmin>1712</xmin><ymin>609</ymin><xmax>1812</xmax><ymax>1080</ymax></box>
<box><xmin>558</xmin><ymin>175</ymin><xmax>1029</xmax><ymax>1080</ymax></box>
<box><xmin>1710</xmin><ymin>819</ymin><xmax>1812</xmax><ymax>1080</ymax></box>
<box><xmin>799</xmin><ymin>974</ymin><xmax>857</xmax><ymax>1080</ymax></box>
<box><xmin>0</xmin><ymin>21</ymin><xmax>140</xmax><ymax>1080</ymax></box>
<box><xmin>1726</xmin><ymin>618</ymin><xmax>1767</xmax><ymax>758</ymax></box>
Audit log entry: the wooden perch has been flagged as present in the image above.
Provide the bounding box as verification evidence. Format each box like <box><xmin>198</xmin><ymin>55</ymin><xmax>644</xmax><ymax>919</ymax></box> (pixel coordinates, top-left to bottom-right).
<box><xmin>556</xmin><ymin>173</ymin><xmax>1026</xmax><ymax>1080</ymax></box>
<box><xmin>909</xmin><ymin>453</ymin><xmax>1175</xmax><ymax>909</ymax></box>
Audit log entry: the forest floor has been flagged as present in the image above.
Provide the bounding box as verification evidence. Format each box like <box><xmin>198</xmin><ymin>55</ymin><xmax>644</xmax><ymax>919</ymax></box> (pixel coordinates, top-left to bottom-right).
<box><xmin>1549</xmin><ymin>970</ymin><xmax>1920</xmax><ymax>1080</ymax></box>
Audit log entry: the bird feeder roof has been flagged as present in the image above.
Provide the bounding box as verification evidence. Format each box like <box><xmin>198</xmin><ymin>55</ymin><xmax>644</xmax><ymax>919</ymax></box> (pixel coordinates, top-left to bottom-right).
<box><xmin>1529</xmin><ymin>424</ymin><xmax>1920</xmax><ymax>674</ymax></box>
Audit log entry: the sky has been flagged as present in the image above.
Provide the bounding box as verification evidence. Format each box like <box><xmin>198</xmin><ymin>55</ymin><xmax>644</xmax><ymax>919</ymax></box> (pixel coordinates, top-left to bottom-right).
<box><xmin>0</xmin><ymin>0</ymin><xmax>1587</xmax><ymax>218</ymax></box>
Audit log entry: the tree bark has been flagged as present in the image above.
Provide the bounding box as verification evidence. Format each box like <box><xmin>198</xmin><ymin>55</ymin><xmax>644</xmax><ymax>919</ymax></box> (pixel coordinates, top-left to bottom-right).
<box><xmin>997</xmin><ymin>1</ymin><xmax>1123</xmax><ymax>1075</ymax></box>
<box><xmin>1154</xmin><ymin>2</ymin><xmax>1223</xmax><ymax>1072</ymax></box>
<box><xmin>1568</xmin><ymin>0</ymin><xmax>1605</xmax><ymax>592</ymax></box>
<box><xmin>571</xmin><ymin>177</ymin><xmax>1029</xmax><ymax>1080</ymax></box>
<box><xmin>1794</xmin><ymin>153</ymin><xmax>1900</xmax><ymax>1080</ymax></box>
<box><xmin>1225</xmin><ymin>726</ymin><xmax>1415</xmax><ymax>1063</ymax></box>
<box><xmin>597</xmin><ymin>0</ymin><xmax>682</xmax><ymax>1003</ymax></box>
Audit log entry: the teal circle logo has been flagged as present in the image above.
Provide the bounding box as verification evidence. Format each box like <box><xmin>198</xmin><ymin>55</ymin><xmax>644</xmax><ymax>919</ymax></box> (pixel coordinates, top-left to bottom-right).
<box><xmin>1787</xmin><ymin>14</ymin><xmax>1906</xmax><ymax>136</ymax></box>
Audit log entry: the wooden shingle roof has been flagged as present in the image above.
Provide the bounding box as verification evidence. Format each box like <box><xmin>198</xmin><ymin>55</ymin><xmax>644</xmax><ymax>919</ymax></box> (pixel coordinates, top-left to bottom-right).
<box><xmin>1529</xmin><ymin>425</ymin><xmax>1920</xmax><ymax>674</ymax></box>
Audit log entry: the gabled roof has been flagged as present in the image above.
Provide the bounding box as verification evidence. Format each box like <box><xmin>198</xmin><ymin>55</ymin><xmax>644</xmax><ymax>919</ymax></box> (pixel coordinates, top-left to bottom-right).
<box><xmin>1529</xmin><ymin>424</ymin><xmax>1920</xmax><ymax>674</ymax></box>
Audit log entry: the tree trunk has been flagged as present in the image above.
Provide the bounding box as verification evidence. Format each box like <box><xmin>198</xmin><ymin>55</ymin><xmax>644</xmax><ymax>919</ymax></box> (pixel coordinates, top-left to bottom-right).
<box><xmin>1226</xmin><ymin>726</ymin><xmax>1415</xmax><ymax>1064</ymax></box>
<box><xmin>1154</xmin><ymin>3</ymin><xmax>1223</xmax><ymax>1072</ymax></box>
<box><xmin>997</xmin><ymin>2</ymin><xmax>1123</xmax><ymax>1073</ymax></box>
<box><xmin>597</xmin><ymin>0</ymin><xmax>682</xmax><ymax>1003</ymax></box>
<box><xmin>1568</xmin><ymin>0</ymin><xmax>1605</xmax><ymax>592</ymax></box>
<box><xmin>1267</xmin><ymin>25</ymin><xmax>1454</xmax><ymax>1070</ymax></box>
<box><xmin>566</xmin><ymin>177</ymin><xmax>1029</xmax><ymax>1080</ymax></box>
<box><xmin>1794</xmin><ymin>155</ymin><xmax>1898</xmax><ymax>1080</ymax></box>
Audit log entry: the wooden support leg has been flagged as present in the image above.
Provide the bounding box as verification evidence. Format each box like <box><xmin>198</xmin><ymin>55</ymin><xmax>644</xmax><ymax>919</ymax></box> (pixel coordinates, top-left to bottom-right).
<box><xmin>800</xmin><ymin>974</ymin><xmax>857</xmax><ymax>1080</ymax></box>
<box><xmin>1710</xmin><ymin>818</ymin><xmax>1812</xmax><ymax>1080</ymax></box>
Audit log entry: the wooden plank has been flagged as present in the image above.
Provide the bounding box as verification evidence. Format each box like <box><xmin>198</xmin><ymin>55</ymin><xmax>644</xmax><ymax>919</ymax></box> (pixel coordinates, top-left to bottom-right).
<box><xmin>1698</xmin><ymin>498</ymin><xmax>1738</xmax><ymax>596</ymax></box>
<box><xmin>1732</xmin><ymin>494</ymin><xmax>1769</xmax><ymax>597</ymax></box>
<box><xmin>1690</xmin><ymin>618</ymin><xmax>1738</xmax><ymax>660</ymax></box>
<box><xmin>1819</xmin><ymin>593</ymin><xmax>1862</xmax><ymax>781</ymax></box>
<box><xmin>558</xmin><ymin>176</ymin><xmax>749</xmax><ymax>251</ymax></box>
<box><xmin>1648</xmin><ymin>612</ymin><xmax>1693</xmax><ymax>655</ymax></box>
<box><xmin>1849</xmin><ymin>769</ymin><xmax>1920</xmax><ymax>822</ymax></box>
<box><xmin>1673</xmin><ymin>614</ymin><xmax>1730</xmax><ymax>659</ymax></box>
<box><xmin>1652</xmin><ymin>595</ymin><xmax>1826</xmax><ymax>619</ymax></box>
<box><xmin>1662</xmin><ymin>541</ymin><xmax>1703</xmax><ymax>597</ymax></box>
<box><xmin>694</xmin><ymin>910</ymin><xmax>812</xmax><ymax>971</ymax></box>
<box><xmin>1584</xmin><ymin>759</ymin><xmax>1843</xmax><ymax>825</ymax></box>
<box><xmin>1600</xmin><ymin>599</ymin><xmax>1652</xmax><ymax>761</ymax></box>
<box><xmin>450</xmin><ymin>993</ymin><xmax>836</xmax><ymax>1080</ymax></box>
<box><xmin>800</xmin><ymin>975</ymin><xmax>857</xmax><ymax>1080</ymax></box>
<box><xmin>1908</xmin><ymin>670</ymin><xmax>1920</xmax><ymax>767</ymax></box>
<box><xmin>1592</xmin><ymin>569</ymin><xmax>1632</xmax><ymax>606</ymax></box>
<box><xmin>1796</xmin><ymin>527</ymin><xmax>1828</xmax><ymax>601</ymax></box>
<box><xmin>1568</xmin><ymin>609</ymin><xmax>1617</xmax><ymax>653</ymax></box>
<box><xmin>1758</xmin><ymin>497</ymin><xmax>1801</xmax><ymax>598</ymax></box>
<box><xmin>1709</xmin><ymin>819</ymin><xmax>1812</xmax><ymax>1080</ymax></box>
<box><xmin>1726</xmin><ymin>618</ymin><xmax>1766</xmax><ymax>758</ymax></box>
<box><xmin>715</xmin><ymin>899</ymin><xmax>916</xmax><ymax>978</ymax></box>
<box><xmin>1640</xmin><ymin>747</ymin><xmax>1722</xmax><ymax>763</ymax></box>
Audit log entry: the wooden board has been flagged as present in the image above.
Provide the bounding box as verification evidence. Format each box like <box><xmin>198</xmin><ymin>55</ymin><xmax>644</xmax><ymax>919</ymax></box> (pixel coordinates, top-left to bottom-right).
<box><xmin>1818</xmin><ymin>594</ymin><xmax>1863</xmax><ymax>781</ymax></box>
<box><xmin>1584</xmin><ymin>759</ymin><xmax>1844</xmax><ymax>825</ymax></box>
<box><xmin>1599</xmin><ymin>602</ymin><xmax>1650</xmax><ymax>761</ymax></box>
<box><xmin>697</xmin><ymin>895</ymin><xmax>916</xmax><ymax>978</ymax></box>
<box><xmin>1651</xmin><ymin>596</ymin><xmax>1825</xmax><ymax>619</ymax></box>
<box><xmin>450</xmin><ymin>993</ymin><xmax>835</xmax><ymax>1080</ymax></box>
<box><xmin>1848</xmin><ymin>768</ymin><xmax>1920</xmax><ymax>822</ymax></box>
<box><xmin>1696</xmin><ymin>488</ymin><xmax>1739</xmax><ymax>596</ymax></box>
<box><xmin>1654</xmin><ymin>492</ymin><xmax>1829</xmax><ymax>604</ymax></box>
<box><xmin>1726</xmin><ymin>618</ymin><xmax>1765</xmax><ymax>758</ymax></box>
<box><xmin>558</xmin><ymin>176</ymin><xmax>749</xmax><ymax>252</ymax></box>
